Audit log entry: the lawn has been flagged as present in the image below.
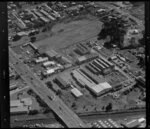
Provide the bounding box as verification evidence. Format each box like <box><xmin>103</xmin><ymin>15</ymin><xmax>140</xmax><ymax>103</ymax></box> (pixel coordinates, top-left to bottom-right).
<box><xmin>35</xmin><ymin>18</ymin><xmax>103</xmax><ymax>53</ymax></box>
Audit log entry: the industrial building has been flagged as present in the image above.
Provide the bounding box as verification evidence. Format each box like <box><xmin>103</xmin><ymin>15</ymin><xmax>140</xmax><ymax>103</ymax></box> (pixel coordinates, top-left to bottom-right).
<box><xmin>85</xmin><ymin>64</ymin><xmax>99</xmax><ymax>75</ymax></box>
<box><xmin>71</xmin><ymin>88</ymin><xmax>83</xmax><ymax>98</ymax></box>
<box><xmin>35</xmin><ymin>57</ymin><xmax>49</xmax><ymax>64</ymax></box>
<box><xmin>88</xmin><ymin>57</ymin><xmax>114</xmax><ymax>75</ymax></box>
<box><xmin>10</xmin><ymin>98</ymin><xmax>32</xmax><ymax>115</ymax></box>
<box><xmin>42</xmin><ymin>61</ymin><xmax>56</xmax><ymax>67</ymax></box>
<box><xmin>54</xmin><ymin>76</ymin><xmax>69</xmax><ymax>89</ymax></box>
<box><xmin>71</xmin><ymin>69</ymin><xmax>112</xmax><ymax>96</ymax></box>
<box><xmin>42</xmin><ymin>68</ymin><xmax>55</xmax><ymax>76</ymax></box>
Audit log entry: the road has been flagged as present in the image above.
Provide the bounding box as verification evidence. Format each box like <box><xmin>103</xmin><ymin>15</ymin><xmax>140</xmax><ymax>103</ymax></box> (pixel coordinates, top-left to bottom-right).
<box><xmin>9</xmin><ymin>47</ymin><xmax>87</xmax><ymax>128</ymax></box>
<box><xmin>11</xmin><ymin>109</ymin><xmax>145</xmax><ymax>127</ymax></box>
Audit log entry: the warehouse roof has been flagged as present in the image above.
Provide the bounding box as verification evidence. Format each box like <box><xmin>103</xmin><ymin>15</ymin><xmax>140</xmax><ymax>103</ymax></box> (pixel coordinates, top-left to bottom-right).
<box><xmin>43</xmin><ymin>61</ymin><xmax>55</xmax><ymax>66</ymax></box>
<box><xmin>91</xmin><ymin>82</ymin><xmax>112</xmax><ymax>93</ymax></box>
<box><xmin>71</xmin><ymin>88</ymin><xmax>83</xmax><ymax>97</ymax></box>
<box><xmin>77</xmin><ymin>56</ymin><xmax>87</xmax><ymax>62</ymax></box>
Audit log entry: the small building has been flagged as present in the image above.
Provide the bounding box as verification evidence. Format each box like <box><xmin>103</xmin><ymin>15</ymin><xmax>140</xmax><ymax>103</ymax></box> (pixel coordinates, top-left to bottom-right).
<box><xmin>35</xmin><ymin>57</ymin><xmax>49</xmax><ymax>63</ymax></box>
<box><xmin>42</xmin><ymin>68</ymin><xmax>55</xmax><ymax>76</ymax></box>
<box><xmin>42</xmin><ymin>61</ymin><xmax>55</xmax><ymax>67</ymax></box>
<box><xmin>76</xmin><ymin>56</ymin><xmax>87</xmax><ymax>64</ymax></box>
<box><xmin>71</xmin><ymin>88</ymin><xmax>83</xmax><ymax>98</ymax></box>
<box><xmin>10</xmin><ymin>106</ymin><xmax>29</xmax><ymax>115</ymax></box>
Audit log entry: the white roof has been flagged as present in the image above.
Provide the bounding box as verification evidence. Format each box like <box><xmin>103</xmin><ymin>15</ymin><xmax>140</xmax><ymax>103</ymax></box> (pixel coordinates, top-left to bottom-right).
<box><xmin>46</xmin><ymin>69</ymin><xmax>55</xmax><ymax>74</ymax></box>
<box><xmin>71</xmin><ymin>88</ymin><xmax>83</xmax><ymax>97</ymax></box>
<box><xmin>35</xmin><ymin>57</ymin><xmax>48</xmax><ymax>63</ymax></box>
<box><xmin>138</xmin><ymin>118</ymin><xmax>145</xmax><ymax>123</ymax></box>
<box><xmin>43</xmin><ymin>61</ymin><xmax>55</xmax><ymax>66</ymax></box>
<box><xmin>91</xmin><ymin>82</ymin><xmax>112</xmax><ymax>93</ymax></box>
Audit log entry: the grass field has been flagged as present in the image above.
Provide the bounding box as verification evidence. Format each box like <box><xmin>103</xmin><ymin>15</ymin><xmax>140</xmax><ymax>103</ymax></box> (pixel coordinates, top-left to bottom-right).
<box><xmin>35</xmin><ymin>19</ymin><xmax>103</xmax><ymax>53</ymax></box>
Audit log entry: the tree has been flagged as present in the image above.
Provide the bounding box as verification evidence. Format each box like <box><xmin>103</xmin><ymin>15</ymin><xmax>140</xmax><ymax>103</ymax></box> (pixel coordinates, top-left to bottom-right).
<box><xmin>105</xmin><ymin>103</ymin><xmax>112</xmax><ymax>112</ymax></box>
<box><xmin>12</xmin><ymin>35</ymin><xmax>21</xmax><ymax>42</ymax></box>
<box><xmin>30</xmin><ymin>37</ymin><xmax>36</xmax><ymax>43</ymax></box>
<box><xmin>56</xmin><ymin>89</ymin><xmax>62</xmax><ymax>96</ymax></box>
<box><xmin>71</xmin><ymin>102</ymin><xmax>76</xmax><ymax>108</ymax></box>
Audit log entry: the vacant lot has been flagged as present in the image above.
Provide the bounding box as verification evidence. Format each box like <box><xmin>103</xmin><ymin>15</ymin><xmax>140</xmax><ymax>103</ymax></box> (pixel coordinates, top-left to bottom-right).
<box><xmin>35</xmin><ymin>18</ymin><xmax>103</xmax><ymax>53</ymax></box>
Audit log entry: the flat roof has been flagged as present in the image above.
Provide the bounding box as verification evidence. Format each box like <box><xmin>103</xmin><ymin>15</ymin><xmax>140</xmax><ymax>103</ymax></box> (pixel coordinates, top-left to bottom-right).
<box><xmin>91</xmin><ymin>82</ymin><xmax>112</xmax><ymax>93</ymax></box>
<box><xmin>43</xmin><ymin>61</ymin><xmax>55</xmax><ymax>66</ymax></box>
<box><xmin>71</xmin><ymin>88</ymin><xmax>83</xmax><ymax>97</ymax></box>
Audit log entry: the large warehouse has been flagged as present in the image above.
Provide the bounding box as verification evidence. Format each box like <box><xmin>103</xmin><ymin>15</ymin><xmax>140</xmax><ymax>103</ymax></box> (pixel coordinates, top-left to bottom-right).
<box><xmin>84</xmin><ymin>57</ymin><xmax>114</xmax><ymax>75</ymax></box>
<box><xmin>71</xmin><ymin>69</ymin><xmax>112</xmax><ymax>96</ymax></box>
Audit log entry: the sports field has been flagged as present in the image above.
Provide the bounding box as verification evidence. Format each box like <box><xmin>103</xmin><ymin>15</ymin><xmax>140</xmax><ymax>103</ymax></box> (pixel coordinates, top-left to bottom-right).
<box><xmin>34</xmin><ymin>19</ymin><xmax>103</xmax><ymax>53</ymax></box>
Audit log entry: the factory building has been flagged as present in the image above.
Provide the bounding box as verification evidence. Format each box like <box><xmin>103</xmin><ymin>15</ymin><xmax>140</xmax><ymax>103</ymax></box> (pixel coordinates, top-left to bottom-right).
<box><xmin>34</xmin><ymin>57</ymin><xmax>49</xmax><ymax>64</ymax></box>
<box><xmin>85</xmin><ymin>64</ymin><xmax>99</xmax><ymax>75</ymax></box>
<box><xmin>42</xmin><ymin>61</ymin><xmax>55</xmax><ymax>68</ymax></box>
<box><xmin>42</xmin><ymin>68</ymin><xmax>55</xmax><ymax>76</ymax></box>
<box><xmin>76</xmin><ymin>56</ymin><xmax>87</xmax><ymax>64</ymax></box>
<box><xmin>71</xmin><ymin>69</ymin><xmax>112</xmax><ymax>96</ymax></box>
<box><xmin>79</xmin><ymin>69</ymin><xmax>98</xmax><ymax>84</ymax></box>
<box><xmin>89</xmin><ymin>62</ymin><xmax>102</xmax><ymax>74</ymax></box>
<box><xmin>54</xmin><ymin>76</ymin><xmax>69</xmax><ymax>89</ymax></box>
<box><xmin>89</xmin><ymin>57</ymin><xmax>114</xmax><ymax>75</ymax></box>
<box><xmin>10</xmin><ymin>98</ymin><xmax>32</xmax><ymax>115</ymax></box>
<box><xmin>71</xmin><ymin>88</ymin><xmax>83</xmax><ymax>98</ymax></box>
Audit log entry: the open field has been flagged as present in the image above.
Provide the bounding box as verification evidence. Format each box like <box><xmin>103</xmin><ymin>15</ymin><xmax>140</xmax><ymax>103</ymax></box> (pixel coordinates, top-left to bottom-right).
<box><xmin>35</xmin><ymin>18</ymin><xmax>103</xmax><ymax>53</ymax></box>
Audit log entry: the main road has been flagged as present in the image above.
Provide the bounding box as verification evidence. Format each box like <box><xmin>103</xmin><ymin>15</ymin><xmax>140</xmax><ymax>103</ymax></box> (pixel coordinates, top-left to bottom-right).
<box><xmin>9</xmin><ymin>47</ymin><xmax>87</xmax><ymax>128</ymax></box>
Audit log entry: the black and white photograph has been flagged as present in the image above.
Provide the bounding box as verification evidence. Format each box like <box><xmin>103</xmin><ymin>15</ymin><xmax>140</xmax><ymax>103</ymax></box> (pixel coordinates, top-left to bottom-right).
<box><xmin>1</xmin><ymin>1</ymin><xmax>149</xmax><ymax>128</ymax></box>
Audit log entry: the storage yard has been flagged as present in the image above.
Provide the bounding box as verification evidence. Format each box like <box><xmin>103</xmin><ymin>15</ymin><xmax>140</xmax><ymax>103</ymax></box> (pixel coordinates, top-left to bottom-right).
<box><xmin>8</xmin><ymin>1</ymin><xmax>145</xmax><ymax>128</ymax></box>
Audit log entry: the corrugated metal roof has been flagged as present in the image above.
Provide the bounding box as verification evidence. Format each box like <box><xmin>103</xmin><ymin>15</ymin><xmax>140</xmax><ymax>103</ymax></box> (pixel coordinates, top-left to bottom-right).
<box><xmin>91</xmin><ymin>82</ymin><xmax>112</xmax><ymax>93</ymax></box>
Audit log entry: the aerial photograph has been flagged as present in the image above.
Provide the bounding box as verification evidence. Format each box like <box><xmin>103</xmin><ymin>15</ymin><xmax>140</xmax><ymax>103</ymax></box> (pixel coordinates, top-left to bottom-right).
<box><xmin>8</xmin><ymin>1</ymin><xmax>146</xmax><ymax>128</ymax></box>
